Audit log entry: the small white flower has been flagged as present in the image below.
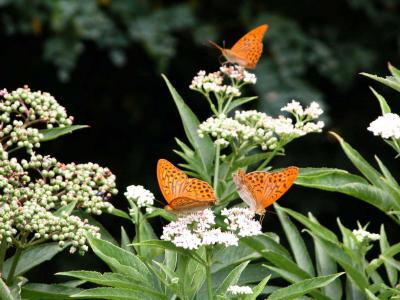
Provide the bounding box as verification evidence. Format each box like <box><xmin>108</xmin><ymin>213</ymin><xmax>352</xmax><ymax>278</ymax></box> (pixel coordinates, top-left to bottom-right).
<box><xmin>304</xmin><ymin>101</ymin><xmax>324</xmax><ymax>119</ymax></box>
<box><xmin>352</xmin><ymin>228</ymin><xmax>380</xmax><ymax>243</ymax></box>
<box><xmin>368</xmin><ymin>113</ymin><xmax>400</xmax><ymax>139</ymax></box>
<box><xmin>281</xmin><ymin>100</ymin><xmax>304</xmax><ymax>116</ymax></box>
<box><xmin>220</xmin><ymin>65</ymin><xmax>257</xmax><ymax>84</ymax></box>
<box><xmin>221</xmin><ymin>208</ymin><xmax>262</xmax><ymax>237</ymax></box>
<box><xmin>124</xmin><ymin>185</ymin><xmax>155</xmax><ymax>208</ymax></box>
<box><xmin>227</xmin><ymin>285</ymin><xmax>253</xmax><ymax>295</ymax></box>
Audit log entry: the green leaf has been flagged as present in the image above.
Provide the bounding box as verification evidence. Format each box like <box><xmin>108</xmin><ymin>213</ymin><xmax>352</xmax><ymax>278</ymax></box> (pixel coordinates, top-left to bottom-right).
<box><xmin>3</xmin><ymin>242</ymin><xmax>68</xmax><ymax>278</ymax></box>
<box><xmin>162</xmin><ymin>74</ymin><xmax>214</xmax><ymax>177</ymax></box>
<box><xmin>145</xmin><ymin>208</ymin><xmax>175</xmax><ymax>221</ymax></box>
<box><xmin>107</xmin><ymin>208</ymin><xmax>131</xmax><ymax>220</ymax></box>
<box><xmin>232</xmin><ymin>152</ymin><xmax>274</xmax><ymax>170</ymax></box>
<box><xmin>0</xmin><ymin>277</ymin><xmax>16</xmax><ymax>300</ymax></box>
<box><xmin>132</xmin><ymin>240</ymin><xmax>206</xmax><ymax>265</ymax></box>
<box><xmin>360</xmin><ymin>72</ymin><xmax>400</xmax><ymax>92</ymax></box>
<box><xmin>243</xmin><ymin>275</ymin><xmax>271</xmax><ymax>300</ymax></box>
<box><xmin>54</xmin><ymin>200</ymin><xmax>78</xmax><ymax>217</ymax></box>
<box><xmin>148</xmin><ymin>261</ymin><xmax>183</xmax><ymax>297</ymax></box>
<box><xmin>275</xmin><ymin>203</ymin><xmax>315</xmax><ymax>276</ymax></box>
<box><xmin>276</xmin><ymin>207</ymin><xmax>338</xmax><ymax>244</ymax></box>
<box><xmin>87</xmin><ymin>235</ymin><xmax>155</xmax><ymax>288</ymax></box>
<box><xmin>39</xmin><ymin>125</ymin><xmax>89</xmax><ymax>142</ymax></box>
<box><xmin>267</xmin><ymin>273</ymin><xmax>344</xmax><ymax>300</ymax></box>
<box><xmin>380</xmin><ymin>225</ymin><xmax>398</xmax><ymax>287</ymax></box>
<box><xmin>314</xmin><ymin>234</ymin><xmax>341</xmax><ymax>300</ymax></box>
<box><xmin>388</xmin><ymin>63</ymin><xmax>400</xmax><ymax>79</ymax></box>
<box><xmin>57</xmin><ymin>271</ymin><xmax>164</xmax><ymax>298</ymax></box>
<box><xmin>369</xmin><ymin>87</ymin><xmax>391</xmax><ymax>114</ymax></box>
<box><xmin>261</xmin><ymin>251</ymin><xmax>311</xmax><ymax>280</ymax></box>
<box><xmin>71</xmin><ymin>287</ymin><xmax>163</xmax><ymax>300</ymax></box>
<box><xmin>133</xmin><ymin>216</ymin><xmax>162</xmax><ymax>259</ymax></box>
<box><xmin>120</xmin><ymin>227</ymin><xmax>134</xmax><ymax>254</ymax></box>
<box><xmin>330</xmin><ymin>132</ymin><xmax>384</xmax><ymax>187</ymax></box>
<box><xmin>296</xmin><ymin>167</ymin><xmax>395</xmax><ymax>215</ymax></box>
<box><xmin>215</xmin><ymin>260</ymin><xmax>250</xmax><ymax>296</ymax></box>
<box><xmin>226</xmin><ymin>96</ymin><xmax>258</xmax><ymax>113</ymax></box>
<box><xmin>365</xmin><ymin>289</ymin><xmax>380</xmax><ymax>300</ymax></box>
<box><xmin>21</xmin><ymin>283</ymin><xmax>82</xmax><ymax>300</ymax></box>
<box><xmin>243</xmin><ymin>234</ymin><xmax>292</xmax><ymax>260</ymax></box>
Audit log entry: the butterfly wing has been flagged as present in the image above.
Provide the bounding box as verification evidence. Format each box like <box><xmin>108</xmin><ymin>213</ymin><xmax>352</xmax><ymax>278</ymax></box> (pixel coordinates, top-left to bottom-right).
<box><xmin>229</xmin><ymin>24</ymin><xmax>268</xmax><ymax>68</ymax></box>
<box><xmin>157</xmin><ymin>159</ymin><xmax>216</xmax><ymax>211</ymax></box>
<box><xmin>157</xmin><ymin>159</ymin><xmax>188</xmax><ymax>204</ymax></box>
<box><xmin>245</xmin><ymin>167</ymin><xmax>298</xmax><ymax>213</ymax></box>
<box><xmin>233</xmin><ymin>169</ymin><xmax>257</xmax><ymax>211</ymax></box>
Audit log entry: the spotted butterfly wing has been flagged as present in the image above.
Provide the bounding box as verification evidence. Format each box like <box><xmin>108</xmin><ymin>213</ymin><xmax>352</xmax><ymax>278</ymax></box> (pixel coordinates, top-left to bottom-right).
<box><xmin>209</xmin><ymin>24</ymin><xmax>268</xmax><ymax>69</ymax></box>
<box><xmin>233</xmin><ymin>167</ymin><xmax>298</xmax><ymax>215</ymax></box>
<box><xmin>157</xmin><ymin>159</ymin><xmax>216</xmax><ymax>212</ymax></box>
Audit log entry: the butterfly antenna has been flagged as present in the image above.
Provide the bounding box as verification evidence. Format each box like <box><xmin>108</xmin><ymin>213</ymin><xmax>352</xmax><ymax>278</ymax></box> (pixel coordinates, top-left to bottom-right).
<box><xmin>154</xmin><ymin>198</ymin><xmax>165</xmax><ymax>207</ymax></box>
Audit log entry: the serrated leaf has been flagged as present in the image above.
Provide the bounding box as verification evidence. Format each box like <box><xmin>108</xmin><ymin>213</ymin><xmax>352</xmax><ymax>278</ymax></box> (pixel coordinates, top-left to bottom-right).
<box><xmin>215</xmin><ymin>260</ymin><xmax>250</xmax><ymax>296</ymax></box>
<box><xmin>360</xmin><ymin>72</ymin><xmax>400</xmax><ymax>92</ymax></box>
<box><xmin>380</xmin><ymin>225</ymin><xmax>398</xmax><ymax>287</ymax></box>
<box><xmin>243</xmin><ymin>275</ymin><xmax>271</xmax><ymax>300</ymax></box>
<box><xmin>21</xmin><ymin>283</ymin><xmax>82</xmax><ymax>300</ymax></box>
<box><xmin>70</xmin><ymin>287</ymin><xmax>163</xmax><ymax>300</ymax></box>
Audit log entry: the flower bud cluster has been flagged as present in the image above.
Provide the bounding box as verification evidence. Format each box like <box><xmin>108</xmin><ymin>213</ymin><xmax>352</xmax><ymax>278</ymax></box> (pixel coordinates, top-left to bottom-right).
<box><xmin>0</xmin><ymin>152</ymin><xmax>116</xmax><ymax>253</ymax></box>
<box><xmin>352</xmin><ymin>228</ymin><xmax>380</xmax><ymax>243</ymax></box>
<box><xmin>0</xmin><ymin>86</ymin><xmax>74</xmax><ymax>153</ymax></box>
<box><xmin>161</xmin><ymin>208</ymin><xmax>261</xmax><ymax>250</ymax></box>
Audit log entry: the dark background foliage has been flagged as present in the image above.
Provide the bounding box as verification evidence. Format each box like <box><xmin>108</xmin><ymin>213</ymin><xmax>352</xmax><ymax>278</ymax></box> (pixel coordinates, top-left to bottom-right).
<box><xmin>0</xmin><ymin>0</ymin><xmax>399</xmax><ymax>283</ymax></box>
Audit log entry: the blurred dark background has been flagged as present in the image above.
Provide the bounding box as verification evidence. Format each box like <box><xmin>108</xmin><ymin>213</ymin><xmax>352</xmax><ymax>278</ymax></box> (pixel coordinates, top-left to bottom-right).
<box><xmin>0</xmin><ymin>0</ymin><xmax>399</xmax><ymax>282</ymax></box>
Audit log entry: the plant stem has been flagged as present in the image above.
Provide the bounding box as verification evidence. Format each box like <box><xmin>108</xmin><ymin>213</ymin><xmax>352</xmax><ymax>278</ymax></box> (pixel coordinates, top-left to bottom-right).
<box><xmin>0</xmin><ymin>238</ymin><xmax>8</xmax><ymax>273</ymax></box>
<box><xmin>213</xmin><ymin>144</ymin><xmax>221</xmax><ymax>196</ymax></box>
<box><xmin>205</xmin><ymin>248</ymin><xmax>213</xmax><ymax>300</ymax></box>
<box><xmin>6</xmin><ymin>246</ymin><xmax>22</xmax><ymax>285</ymax></box>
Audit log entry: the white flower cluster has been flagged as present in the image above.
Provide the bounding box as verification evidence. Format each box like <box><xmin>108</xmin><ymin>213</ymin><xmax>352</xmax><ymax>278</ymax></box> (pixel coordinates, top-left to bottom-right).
<box><xmin>0</xmin><ymin>86</ymin><xmax>74</xmax><ymax>153</ymax></box>
<box><xmin>222</xmin><ymin>208</ymin><xmax>262</xmax><ymax>237</ymax></box>
<box><xmin>124</xmin><ymin>185</ymin><xmax>155</xmax><ymax>208</ymax></box>
<box><xmin>220</xmin><ymin>65</ymin><xmax>257</xmax><ymax>84</ymax></box>
<box><xmin>352</xmin><ymin>228</ymin><xmax>380</xmax><ymax>243</ymax></box>
<box><xmin>367</xmin><ymin>113</ymin><xmax>400</xmax><ymax>139</ymax></box>
<box><xmin>189</xmin><ymin>70</ymin><xmax>241</xmax><ymax>97</ymax></box>
<box><xmin>198</xmin><ymin>101</ymin><xmax>324</xmax><ymax>149</ymax></box>
<box><xmin>161</xmin><ymin>208</ymin><xmax>261</xmax><ymax>250</ymax></box>
<box><xmin>227</xmin><ymin>285</ymin><xmax>253</xmax><ymax>295</ymax></box>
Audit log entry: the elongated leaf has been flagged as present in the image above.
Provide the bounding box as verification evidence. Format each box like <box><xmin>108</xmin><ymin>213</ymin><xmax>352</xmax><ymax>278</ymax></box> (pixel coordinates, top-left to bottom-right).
<box><xmin>267</xmin><ymin>273</ymin><xmax>344</xmax><ymax>300</ymax></box>
<box><xmin>57</xmin><ymin>271</ymin><xmax>164</xmax><ymax>297</ymax></box>
<box><xmin>132</xmin><ymin>240</ymin><xmax>206</xmax><ymax>265</ymax></box>
<box><xmin>243</xmin><ymin>275</ymin><xmax>271</xmax><ymax>300</ymax></box>
<box><xmin>388</xmin><ymin>63</ymin><xmax>400</xmax><ymax>78</ymax></box>
<box><xmin>0</xmin><ymin>277</ymin><xmax>15</xmax><ymax>300</ymax></box>
<box><xmin>162</xmin><ymin>75</ymin><xmax>214</xmax><ymax>176</ymax></box>
<box><xmin>215</xmin><ymin>260</ymin><xmax>250</xmax><ymax>295</ymax></box>
<box><xmin>261</xmin><ymin>251</ymin><xmax>311</xmax><ymax>280</ymax></box>
<box><xmin>365</xmin><ymin>289</ymin><xmax>380</xmax><ymax>300</ymax></box>
<box><xmin>226</xmin><ymin>96</ymin><xmax>258</xmax><ymax>113</ymax></box>
<box><xmin>120</xmin><ymin>227</ymin><xmax>134</xmax><ymax>253</ymax></box>
<box><xmin>3</xmin><ymin>242</ymin><xmax>69</xmax><ymax>278</ymax></box>
<box><xmin>360</xmin><ymin>72</ymin><xmax>400</xmax><ymax>92</ymax></box>
<box><xmin>380</xmin><ymin>225</ymin><xmax>397</xmax><ymax>287</ymax></box>
<box><xmin>314</xmin><ymin>235</ymin><xmax>341</xmax><ymax>300</ymax></box>
<box><xmin>134</xmin><ymin>217</ymin><xmax>162</xmax><ymax>259</ymax></box>
<box><xmin>275</xmin><ymin>204</ymin><xmax>315</xmax><ymax>276</ymax></box>
<box><xmin>276</xmin><ymin>207</ymin><xmax>338</xmax><ymax>244</ymax></box>
<box><xmin>243</xmin><ymin>234</ymin><xmax>292</xmax><ymax>260</ymax></box>
<box><xmin>21</xmin><ymin>283</ymin><xmax>82</xmax><ymax>300</ymax></box>
<box><xmin>54</xmin><ymin>200</ymin><xmax>78</xmax><ymax>217</ymax></box>
<box><xmin>40</xmin><ymin>125</ymin><xmax>89</xmax><ymax>142</ymax></box>
<box><xmin>71</xmin><ymin>287</ymin><xmax>163</xmax><ymax>300</ymax></box>
<box><xmin>107</xmin><ymin>208</ymin><xmax>131</xmax><ymax>220</ymax></box>
<box><xmin>87</xmin><ymin>236</ymin><xmax>155</xmax><ymax>288</ymax></box>
<box><xmin>148</xmin><ymin>261</ymin><xmax>183</xmax><ymax>297</ymax></box>
<box><xmin>369</xmin><ymin>87</ymin><xmax>391</xmax><ymax>114</ymax></box>
<box><xmin>232</xmin><ymin>152</ymin><xmax>274</xmax><ymax>170</ymax></box>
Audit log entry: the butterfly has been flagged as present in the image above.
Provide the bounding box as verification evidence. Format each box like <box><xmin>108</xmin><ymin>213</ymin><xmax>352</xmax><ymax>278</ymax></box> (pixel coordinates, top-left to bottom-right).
<box><xmin>232</xmin><ymin>167</ymin><xmax>298</xmax><ymax>215</ymax></box>
<box><xmin>209</xmin><ymin>24</ymin><xmax>269</xmax><ymax>69</ymax></box>
<box><xmin>157</xmin><ymin>159</ymin><xmax>216</xmax><ymax>213</ymax></box>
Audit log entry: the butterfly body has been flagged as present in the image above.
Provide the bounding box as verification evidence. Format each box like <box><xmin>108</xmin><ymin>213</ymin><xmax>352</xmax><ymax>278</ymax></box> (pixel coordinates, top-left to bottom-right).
<box><xmin>233</xmin><ymin>167</ymin><xmax>298</xmax><ymax>215</ymax></box>
<box><xmin>209</xmin><ymin>24</ymin><xmax>268</xmax><ymax>69</ymax></box>
<box><xmin>157</xmin><ymin>159</ymin><xmax>216</xmax><ymax>213</ymax></box>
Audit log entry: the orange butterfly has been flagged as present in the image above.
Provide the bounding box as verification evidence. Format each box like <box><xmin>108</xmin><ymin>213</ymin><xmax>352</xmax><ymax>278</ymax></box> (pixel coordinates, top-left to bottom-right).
<box><xmin>232</xmin><ymin>167</ymin><xmax>298</xmax><ymax>215</ymax></box>
<box><xmin>157</xmin><ymin>159</ymin><xmax>216</xmax><ymax>212</ymax></box>
<box><xmin>209</xmin><ymin>24</ymin><xmax>269</xmax><ymax>69</ymax></box>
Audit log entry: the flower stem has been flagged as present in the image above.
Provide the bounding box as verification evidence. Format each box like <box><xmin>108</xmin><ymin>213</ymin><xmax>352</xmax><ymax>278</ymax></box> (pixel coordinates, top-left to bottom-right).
<box><xmin>206</xmin><ymin>248</ymin><xmax>213</xmax><ymax>300</ymax></box>
<box><xmin>213</xmin><ymin>144</ymin><xmax>221</xmax><ymax>196</ymax></box>
<box><xmin>0</xmin><ymin>238</ymin><xmax>8</xmax><ymax>273</ymax></box>
<box><xmin>6</xmin><ymin>246</ymin><xmax>22</xmax><ymax>285</ymax></box>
